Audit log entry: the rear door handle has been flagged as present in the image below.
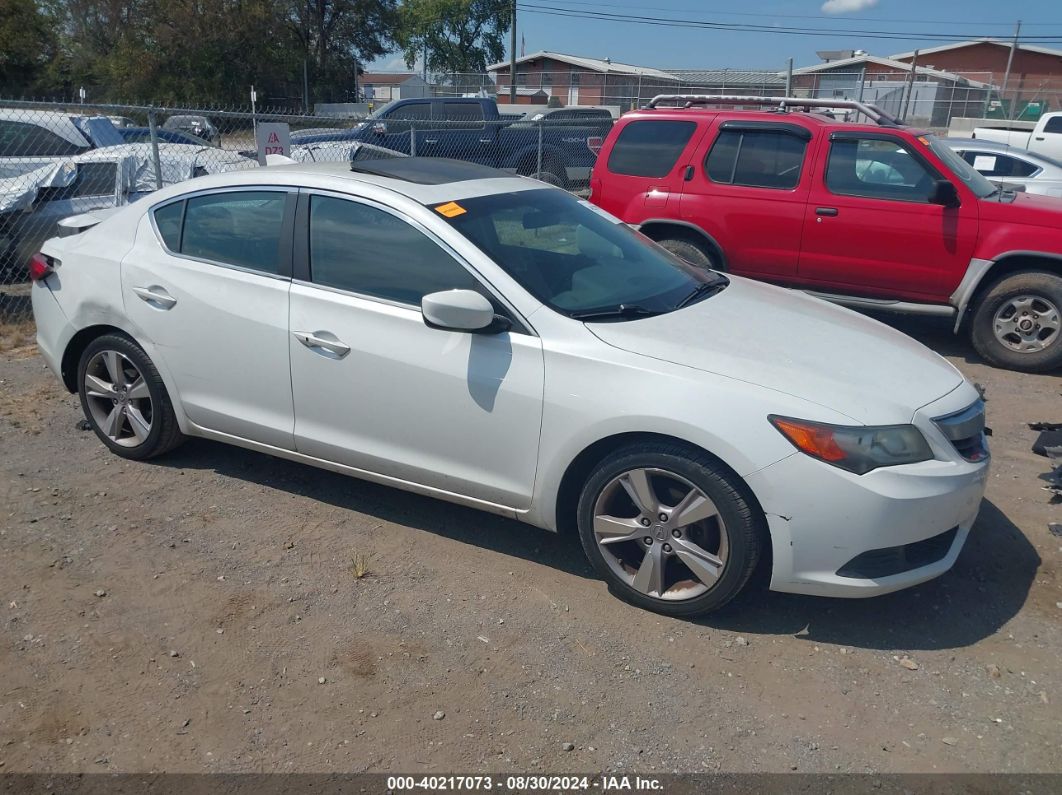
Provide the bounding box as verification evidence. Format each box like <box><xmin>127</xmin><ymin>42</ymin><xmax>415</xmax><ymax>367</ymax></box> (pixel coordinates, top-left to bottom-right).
<box><xmin>815</xmin><ymin>207</ymin><xmax>839</xmax><ymax>217</ymax></box>
<box><xmin>132</xmin><ymin>285</ymin><xmax>177</xmax><ymax>309</ymax></box>
<box><xmin>293</xmin><ymin>330</ymin><xmax>350</xmax><ymax>358</ymax></box>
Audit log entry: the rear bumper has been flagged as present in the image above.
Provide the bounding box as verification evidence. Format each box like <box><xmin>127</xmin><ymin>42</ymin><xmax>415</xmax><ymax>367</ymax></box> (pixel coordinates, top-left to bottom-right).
<box><xmin>31</xmin><ymin>278</ymin><xmax>73</xmax><ymax>385</ymax></box>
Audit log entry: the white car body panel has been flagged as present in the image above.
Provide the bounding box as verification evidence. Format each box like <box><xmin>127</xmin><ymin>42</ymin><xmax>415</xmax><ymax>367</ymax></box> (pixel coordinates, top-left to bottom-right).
<box><xmin>33</xmin><ymin>162</ymin><xmax>990</xmax><ymax>600</ymax></box>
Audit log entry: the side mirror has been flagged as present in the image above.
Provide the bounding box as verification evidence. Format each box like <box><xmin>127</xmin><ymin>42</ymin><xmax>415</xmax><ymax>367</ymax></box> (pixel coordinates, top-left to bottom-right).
<box><xmin>372</xmin><ymin>121</ymin><xmax>388</xmax><ymax>135</ymax></box>
<box><xmin>422</xmin><ymin>289</ymin><xmax>508</xmax><ymax>333</ymax></box>
<box><xmin>928</xmin><ymin>179</ymin><xmax>960</xmax><ymax>207</ymax></box>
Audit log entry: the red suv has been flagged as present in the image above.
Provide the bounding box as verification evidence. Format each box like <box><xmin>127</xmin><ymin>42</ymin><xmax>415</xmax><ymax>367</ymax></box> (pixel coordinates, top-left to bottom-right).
<box><xmin>590</xmin><ymin>96</ymin><xmax>1062</xmax><ymax>372</ymax></box>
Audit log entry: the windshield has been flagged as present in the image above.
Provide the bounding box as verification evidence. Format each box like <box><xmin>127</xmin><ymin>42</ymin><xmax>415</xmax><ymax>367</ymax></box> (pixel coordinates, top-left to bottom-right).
<box><xmin>925</xmin><ymin>134</ymin><xmax>999</xmax><ymax>198</ymax></box>
<box><xmin>441</xmin><ymin>189</ymin><xmax>726</xmax><ymax>319</ymax></box>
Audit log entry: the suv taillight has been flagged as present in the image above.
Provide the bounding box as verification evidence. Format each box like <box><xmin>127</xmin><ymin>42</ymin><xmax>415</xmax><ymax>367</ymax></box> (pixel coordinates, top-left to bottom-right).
<box><xmin>28</xmin><ymin>253</ymin><xmax>53</xmax><ymax>281</ymax></box>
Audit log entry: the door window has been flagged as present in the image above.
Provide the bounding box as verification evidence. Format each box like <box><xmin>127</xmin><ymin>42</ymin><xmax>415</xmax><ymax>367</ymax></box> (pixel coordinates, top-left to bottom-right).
<box><xmin>606</xmin><ymin>120</ymin><xmax>697</xmax><ymax>178</ymax></box>
<box><xmin>1043</xmin><ymin>116</ymin><xmax>1062</xmax><ymax>134</ymax></box>
<box><xmin>444</xmin><ymin>103</ymin><xmax>485</xmax><ymax>130</ymax></box>
<box><xmin>308</xmin><ymin>195</ymin><xmax>480</xmax><ymax>305</ymax></box>
<box><xmin>153</xmin><ymin>191</ymin><xmax>287</xmax><ymax>274</ymax></box>
<box><xmin>384</xmin><ymin>102</ymin><xmax>431</xmax><ymax>133</ymax></box>
<box><xmin>704</xmin><ymin>129</ymin><xmax>807</xmax><ymax>189</ymax></box>
<box><xmin>959</xmin><ymin>150</ymin><xmax>1039</xmax><ymax>178</ymax></box>
<box><xmin>826</xmin><ymin>138</ymin><xmax>938</xmax><ymax>202</ymax></box>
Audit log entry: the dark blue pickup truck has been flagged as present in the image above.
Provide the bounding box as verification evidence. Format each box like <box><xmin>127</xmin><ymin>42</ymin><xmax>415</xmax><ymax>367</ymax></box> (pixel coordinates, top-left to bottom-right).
<box><xmin>292</xmin><ymin>98</ymin><xmax>613</xmax><ymax>189</ymax></box>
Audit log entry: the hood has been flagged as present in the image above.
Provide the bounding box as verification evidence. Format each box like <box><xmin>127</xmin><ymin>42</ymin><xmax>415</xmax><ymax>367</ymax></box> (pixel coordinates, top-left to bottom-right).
<box><xmin>979</xmin><ymin>189</ymin><xmax>1062</xmax><ymax>224</ymax></box>
<box><xmin>586</xmin><ymin>277</ymin><xmax>964</xmax><ymax>425</ymax></box>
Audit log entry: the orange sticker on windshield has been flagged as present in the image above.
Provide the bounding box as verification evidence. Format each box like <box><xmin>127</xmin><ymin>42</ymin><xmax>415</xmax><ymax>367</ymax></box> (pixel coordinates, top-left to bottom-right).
<box><xmin>434</xmin><ymin>201</ymin><xmax>467</xmax><ymax>218</ymax></box>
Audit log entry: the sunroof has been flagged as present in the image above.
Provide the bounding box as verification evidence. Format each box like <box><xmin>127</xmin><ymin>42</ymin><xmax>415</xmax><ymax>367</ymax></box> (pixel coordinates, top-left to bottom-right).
<box><xmin>349</xmin><ymin>157</ymin><xmax>508</xmax><ymax>184</ymax></box>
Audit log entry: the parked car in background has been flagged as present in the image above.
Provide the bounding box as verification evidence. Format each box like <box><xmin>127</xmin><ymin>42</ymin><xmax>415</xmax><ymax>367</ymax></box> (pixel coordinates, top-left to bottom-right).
<box><xmin>162</xmin><ymin>115</ymin><xmax>220</xmax><ymax>145</ymax></box>
<box><xmin>292</xmin><ymin>98</ymin><xmax>610</xmax><ymax>189</ymax></box>
<box><xmin>1</xmin><ymin>130</ymin><xmax>253</xmax><ymax>281</ymax></box>
<box><xmin>944</xmin><ymin>138</ymin><xmax>1062</xmax><ymax>199</ymax></box>
<box><xmin>118</xmin><ymin>127</ymin><xmax>216</xmax><ymax>148</ymax></box>
<box><xmin>0</xmin><ymin>109</ymin><xmax>125</xmax><ymax>177</ymax></box>
<box><xmin>31</xmin><ymin>158</ymin><xmax>988</xmax><ymax>617</ymax></box>
<box><xmin>591</xmin><ymin>95</ymin><xmax>1062</xmax><ymax>372</ymax></box>
<box><xmin>973</xmin><ymin>112</ymin><xmax>1062</xmax><ymax>161</ymax></box>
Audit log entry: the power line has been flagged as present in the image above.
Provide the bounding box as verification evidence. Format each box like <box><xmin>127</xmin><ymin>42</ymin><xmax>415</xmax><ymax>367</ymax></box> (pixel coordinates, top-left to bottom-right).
<box><xmin>524</xmin><ymin>0</ymin><xmax>1062</xmax><ymax>28</ymax></box>
<box><xmin>516</xmin><ymin>4</ymin><xmax>1062</xmax><ymax>42</ymax></box>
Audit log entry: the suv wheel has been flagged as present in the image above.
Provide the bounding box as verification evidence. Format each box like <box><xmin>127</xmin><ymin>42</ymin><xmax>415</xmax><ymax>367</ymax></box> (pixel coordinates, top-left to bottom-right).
<box><xmin>657</xmin><ymin>237</ymin><xmax>720</xmax><ymax>271</ymax></box>
<box><xmin>77</xmin><ymin>333</ymin><xmax>185</xmax><ymax>460</ymax></box>
<box><xmin>576</xmin><ymin>442</ymin><xmax>764</xmax><ymax>617</ymax></box>
<box><xmin>969</xmin><ymin>271</ymin><xmax>1062</xmax><ymax>372</ymax></box>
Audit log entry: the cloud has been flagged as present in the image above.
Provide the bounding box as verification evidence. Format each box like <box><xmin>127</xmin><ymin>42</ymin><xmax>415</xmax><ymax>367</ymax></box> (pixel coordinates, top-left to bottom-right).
<box><xmin>821</xmin><ymin>0</ymin><xmax>879</xmax><ymax>13</ymax></box>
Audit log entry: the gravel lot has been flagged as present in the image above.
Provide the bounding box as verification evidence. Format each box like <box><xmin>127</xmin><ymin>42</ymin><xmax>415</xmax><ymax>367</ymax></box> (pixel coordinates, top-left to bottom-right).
<box><xmin>0</xmin><ymin>315</ymin><xmax>1059</xmax><ymax>775</ymax></box>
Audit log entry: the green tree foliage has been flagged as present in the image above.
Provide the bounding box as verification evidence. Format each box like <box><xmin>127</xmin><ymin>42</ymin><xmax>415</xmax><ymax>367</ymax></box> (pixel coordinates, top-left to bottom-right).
<box><xmin>399</xmin><ymin>0</ymin><xmax>511</xmax><ymax>74</ymax></box>
<box><xmin>17</xmin><ymin>0</ymin><xmax>398</xmax><ymax>105</ymax></box>
<box><xmin>0</xmin><ymin>0</ymin><xmax>58</xmax><ymax>96</ymax></box>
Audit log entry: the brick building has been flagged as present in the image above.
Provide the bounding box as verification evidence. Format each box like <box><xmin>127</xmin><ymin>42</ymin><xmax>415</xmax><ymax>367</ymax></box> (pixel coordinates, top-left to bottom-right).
<box><xmin>790</xmin><ymin>54</ymin><xmax>991</xmax><ymax>126</ymax></box>
<box><xmin>488</xmin><ymin>52</ymin><xmax>679</xmax><ymax>111</ymax></box>
<box><xmin>891</xmin><ymin>40</ymin><xmax>1062</xmax><ymax>114</ymax></box>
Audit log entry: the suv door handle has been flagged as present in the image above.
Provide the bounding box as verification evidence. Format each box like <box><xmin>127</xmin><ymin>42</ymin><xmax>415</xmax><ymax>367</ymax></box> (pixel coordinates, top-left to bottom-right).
<box><xmin>815</xmin><ymin>207</ymin><xmax>839</xmax><ymax>217</ymax></box>
<box><xmin>132</xmin><ymin>285</ymin><xmax>177</xmax><ymax>309</ymax></box>
<box><xmin>293</xmin><ymin>331</ymin><xmax>351</xmax><ymax>358</ymax></box>
<box><xmin>684</xmin><ymin>165</ymin><xmax>695</xmax><ymax>181</ymax></box>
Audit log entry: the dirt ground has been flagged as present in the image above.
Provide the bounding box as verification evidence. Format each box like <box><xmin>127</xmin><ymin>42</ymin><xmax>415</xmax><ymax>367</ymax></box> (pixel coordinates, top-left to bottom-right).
<box><xmin>0</xmin><ymin>315</ymin><xmax>1059</xmax><ymax>775</ymax></box>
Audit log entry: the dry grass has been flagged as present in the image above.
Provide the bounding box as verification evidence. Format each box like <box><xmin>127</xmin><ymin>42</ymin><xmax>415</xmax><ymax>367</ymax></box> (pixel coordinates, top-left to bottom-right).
<box><xmin>0</xmin><ymin>318</ymin><xmax>36</xmax><ymax>356</ymax></box>
<box><xmin>349</xmin><ymin>551</ymin><xmax>372</xmax><ymax>580</ymax></box>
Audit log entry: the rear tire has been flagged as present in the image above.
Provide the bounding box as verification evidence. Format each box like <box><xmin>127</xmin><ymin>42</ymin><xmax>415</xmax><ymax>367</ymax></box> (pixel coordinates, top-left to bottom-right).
<box><xmin>77</xmin><ymin>333</ymin><xmax>185</xmax><ymax>460</ymax></box>
<box><xmin>657</xmin><ymin>237</ymin><xmax>720</xmax><ymax>271</ymax></box>
<box><xmin>576</xmin><ymin>442</ymin><xmax>765</xmax><ymax>617</ymax></box>
<box><xmin>969</xmin><ymin>271</ymin><xmax>1062</xmax><ymax>373</ymax></box>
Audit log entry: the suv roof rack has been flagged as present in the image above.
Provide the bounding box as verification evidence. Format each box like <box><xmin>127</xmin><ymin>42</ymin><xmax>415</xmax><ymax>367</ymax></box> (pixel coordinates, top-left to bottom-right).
<box><xmin>646</xmin><ymin>95</ymin><xmax>902</xmax><ymax>127</ymax></box>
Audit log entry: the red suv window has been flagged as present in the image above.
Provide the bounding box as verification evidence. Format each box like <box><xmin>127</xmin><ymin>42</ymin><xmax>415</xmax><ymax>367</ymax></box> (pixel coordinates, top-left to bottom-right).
<box><xmin>606</xmin><ymin>120</ymin><xmax>697</xmax><ymax>178</ymax></box>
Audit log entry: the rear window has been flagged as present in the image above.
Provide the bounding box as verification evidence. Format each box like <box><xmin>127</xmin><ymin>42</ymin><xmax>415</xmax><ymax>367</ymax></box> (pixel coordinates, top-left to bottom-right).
<box><xmin>606</xmin><ymin>120</ymin><xmax>697</xmax><ymax>178</ymax></box>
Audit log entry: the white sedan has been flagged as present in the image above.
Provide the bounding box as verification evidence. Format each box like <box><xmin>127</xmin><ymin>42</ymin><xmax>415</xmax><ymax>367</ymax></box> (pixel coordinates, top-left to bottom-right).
<box><xmin>30</xmin><ymin>158</ymin><xmax>990</xmax><ymax>616</ymax></box>
<box><xmin>946</xmin><ymin>138</ymin><xmax>1062</xmax><ymax>198</ymax></box>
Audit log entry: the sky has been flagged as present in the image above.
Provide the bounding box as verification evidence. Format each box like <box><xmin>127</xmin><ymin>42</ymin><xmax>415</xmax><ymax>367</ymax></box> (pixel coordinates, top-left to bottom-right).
<box><xmin>369</xmin><ymin>0</ymin><xmax>1062</xmax><ymax>72</ymax></box>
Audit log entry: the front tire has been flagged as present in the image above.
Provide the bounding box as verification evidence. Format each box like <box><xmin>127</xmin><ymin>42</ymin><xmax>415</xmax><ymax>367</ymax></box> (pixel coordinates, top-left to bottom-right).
<box><xmin>576</xmin><ymin>442</ymin><xmax>765</xmax><ymax>617</ymax></box>
<box><xmin>77</xmin><ymin>333</ymin><xmax>185</xmax><ymax>460</ymax></box>
<box><xmin>969</xmin><ymin>271</ymin><xmax>1062</xmax><ymax>372</ymax></box>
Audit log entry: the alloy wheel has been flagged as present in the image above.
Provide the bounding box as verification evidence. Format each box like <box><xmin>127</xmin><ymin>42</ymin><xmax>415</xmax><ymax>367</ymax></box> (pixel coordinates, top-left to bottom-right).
<box><xmin>992</xmin><ymin>294</ymin><xmax>1060</xmax><ymax>353</ymax></box>
<box><xmin>83</xmin><ymin>350</ymin><xmax>154</xmax><ymax>448</ymax></box>
<box><xmin>592</xmin><ymin>467</ymin><xmax>729</xmax><ymax>601</ymax></box>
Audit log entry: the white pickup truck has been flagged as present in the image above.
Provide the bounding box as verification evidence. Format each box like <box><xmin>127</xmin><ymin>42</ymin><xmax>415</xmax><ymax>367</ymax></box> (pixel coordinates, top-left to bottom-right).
<box><xmin>973</xmin><ymin>111</ymin><xmax>1062</xmax><ymax>160</ymax></box>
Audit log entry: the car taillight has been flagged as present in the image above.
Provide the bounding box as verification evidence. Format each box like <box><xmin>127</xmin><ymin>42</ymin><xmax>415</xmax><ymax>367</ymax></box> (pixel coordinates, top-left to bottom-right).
<box><xmin>587</xmin><ymin>136</ymin><xmax>603</xmax><ymax>156</ymax></box>
<box><xmin>28</xmin><ymin>253</ymin><xmax>53</xmax><ymax>281</ymax></box>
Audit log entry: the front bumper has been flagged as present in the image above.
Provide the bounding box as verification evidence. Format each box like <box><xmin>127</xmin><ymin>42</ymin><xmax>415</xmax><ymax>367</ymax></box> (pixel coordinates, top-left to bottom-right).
<box><xmin>745</xmin><ymin>385</ymin><xmax>989</xmax><ymax>598</ymax></box>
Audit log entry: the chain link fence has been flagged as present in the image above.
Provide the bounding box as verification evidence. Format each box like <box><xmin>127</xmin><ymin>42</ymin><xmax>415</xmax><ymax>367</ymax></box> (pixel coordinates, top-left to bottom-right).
<box><xmin>0</xmin><ymin>98</ymin><xmax>615</xmax><ymax>327</ymax></box>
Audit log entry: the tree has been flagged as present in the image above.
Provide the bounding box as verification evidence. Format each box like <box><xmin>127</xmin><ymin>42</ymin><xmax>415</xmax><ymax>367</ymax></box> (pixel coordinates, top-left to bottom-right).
<box><xmin>399</xmin><ymin>0</ymin><xmax>511</xmax><ymax>74</ymax></box>
<box><xmin>286</xmin><ymin>0</ymin><xmax>399</xmax><ymax>101</ymax></box>
<box><xmin>0</xmin><ymin>0</ymin><xmax>57</xmax><ymax>96</ymax></box>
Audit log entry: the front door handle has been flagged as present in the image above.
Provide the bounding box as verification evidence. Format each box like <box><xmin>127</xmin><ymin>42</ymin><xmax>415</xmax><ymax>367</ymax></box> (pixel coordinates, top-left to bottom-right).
<box><xmin>132</xmin><ymin>285</ymin><xmax>177</xmax><ymax>309</ymax></box>
<box><xmin>815</xmin><ymin>207</ymin><xmax>839</xmax><ymax>217</ymax></box>
<box><xmin>293</xmin><ymin>330</ymin><xmax>351</xmax><ymax>358</ymax></box>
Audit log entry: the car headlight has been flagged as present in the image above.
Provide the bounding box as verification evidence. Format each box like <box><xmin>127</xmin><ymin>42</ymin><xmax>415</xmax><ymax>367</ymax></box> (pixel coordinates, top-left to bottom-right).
<box><xmin>769</xmin><ymin>416</ymin><xmax>933</xmax><ymax>475</ymax></box>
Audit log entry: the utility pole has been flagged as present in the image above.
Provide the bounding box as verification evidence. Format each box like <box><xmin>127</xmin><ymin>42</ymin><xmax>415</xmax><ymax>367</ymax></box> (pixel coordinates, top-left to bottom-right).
<box><xmin>509</xmin><ymin>0</ymin><xmax>517</xmax><ymax>105</ymax></box>
<box><xmin>303</xmin><ymin>59</ymin><xmax>310</xmax><ymax>114</ymax></box>
<box><xmin>901</xmin><ymin>49</ymin><xmax>919</xmax><ymax>122</ymax></box>
<box><xmin>1000</xmin><ymin>20</ymin><xmax>1021</xmax><ymax>119</ymax></box>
